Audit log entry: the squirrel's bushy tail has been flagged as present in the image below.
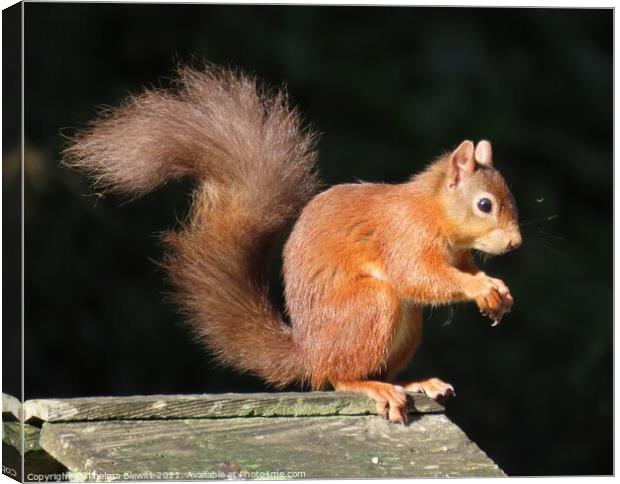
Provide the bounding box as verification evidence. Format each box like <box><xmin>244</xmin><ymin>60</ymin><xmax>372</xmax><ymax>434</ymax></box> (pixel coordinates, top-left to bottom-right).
<box><xmin>63</xmin><ymin>66</ymin><xmax>319</xmax><ymax>387</ymax></box>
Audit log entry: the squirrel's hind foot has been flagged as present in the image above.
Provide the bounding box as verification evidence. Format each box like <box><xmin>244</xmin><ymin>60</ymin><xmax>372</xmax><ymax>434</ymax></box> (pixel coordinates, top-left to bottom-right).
<box><xmin>331</xmin><ymin>379</ymin><xmax>409</xmax><ymax>424</ymax></box>
<box><xmin>399</xmin><ymin>377</ymin><xmax>455</xmax><ymax>401</ymax></box>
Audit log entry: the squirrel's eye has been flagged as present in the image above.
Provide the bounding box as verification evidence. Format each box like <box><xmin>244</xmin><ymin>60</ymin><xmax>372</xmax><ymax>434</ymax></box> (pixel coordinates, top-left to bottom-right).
<box><xmin>477</xmin><ymin>197</ymin><xmax>493</xmax><ymax>213</ymax></box>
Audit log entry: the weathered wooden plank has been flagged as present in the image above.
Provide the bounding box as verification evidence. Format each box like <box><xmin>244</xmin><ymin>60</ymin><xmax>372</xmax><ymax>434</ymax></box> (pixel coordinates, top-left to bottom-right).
<box><xmin>24</xmin><ymin>391</ymin><xmax>443</xmax><ymax>423</ymax></box>
<box><xmin>3</xmin><ymin>393</ymin><xmax>23</xmax><ymax>421</ymax></box>
<box><xmin>39</xmin><ymin>415</ymin><xmax>503</xmax><ymax>480</ymax></box>
<box><xmin>3</xmin><ymin>421</ymin><xmax>41</xmax><ymax>452</ymax></box>
<box><xmin>1</xmin><ymin>421</ymin><xmax>69</xmax><ymax>479</ymax></box>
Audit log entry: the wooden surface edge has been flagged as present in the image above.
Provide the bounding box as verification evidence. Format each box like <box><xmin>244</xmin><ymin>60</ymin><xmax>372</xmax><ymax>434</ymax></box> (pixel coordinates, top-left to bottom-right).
<box><xmin>2</xmin><ymin>421</ymin><xmax>42</xmax><ymax>453</ymax></box>
<box><xmin>3</xmin><ymin>393</ymin><xmax>23</xmax><ymax>421</ymax></box>
<box><xmin>23</xmin><ymin>391</ymin><xmax>444</xmax><ymax>423</ymax></box>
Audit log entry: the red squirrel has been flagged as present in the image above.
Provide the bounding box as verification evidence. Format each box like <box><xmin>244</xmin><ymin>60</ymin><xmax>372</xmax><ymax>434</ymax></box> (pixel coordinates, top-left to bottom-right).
<box><xmin>64</xmin><ymin>66</ymin><xmax>521</xmax><ymax>424</ymax></box>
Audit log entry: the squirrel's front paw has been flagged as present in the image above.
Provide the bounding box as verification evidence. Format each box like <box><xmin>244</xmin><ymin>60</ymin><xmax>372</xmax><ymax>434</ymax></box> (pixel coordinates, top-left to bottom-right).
<box><xmin>468</xmin><ymin>274</ymin><xmax>513</xmax><ymax>325</ymax></box>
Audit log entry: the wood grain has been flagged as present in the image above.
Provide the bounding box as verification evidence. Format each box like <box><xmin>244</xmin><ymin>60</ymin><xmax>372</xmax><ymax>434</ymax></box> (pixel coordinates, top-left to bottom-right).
<box><xmin>24</xmin><ymin>391</ymin><xmax>443</xmax><ymax>423</ymax></box>
<box><xmin>40</xmin><ymin>414</ymin><xmax>504</xmax><ymax>479</ymax></box>
<box><xmin>2</xmin><ymin>422</ymin><xmax>41</xmax><ymax>452</ymax></box>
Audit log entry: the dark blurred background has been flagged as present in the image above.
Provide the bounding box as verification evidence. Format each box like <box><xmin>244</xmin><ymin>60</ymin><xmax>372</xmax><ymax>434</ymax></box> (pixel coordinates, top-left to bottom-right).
<box><xmin>7</xmin><ymin>3</ymin><xmax>612</xmax><ymax>477</ymax></box>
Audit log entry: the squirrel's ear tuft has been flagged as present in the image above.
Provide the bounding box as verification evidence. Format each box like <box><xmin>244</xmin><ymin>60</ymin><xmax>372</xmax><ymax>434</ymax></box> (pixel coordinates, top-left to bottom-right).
<box><xmin>475</xmin><ymin>140</ymin><xmax>493</xmax><ymax>167</ymax></box>
<box><xmin>448</xmin><ymin>140</ymin><xmax>475</xmax><ymax>189</ymax></box>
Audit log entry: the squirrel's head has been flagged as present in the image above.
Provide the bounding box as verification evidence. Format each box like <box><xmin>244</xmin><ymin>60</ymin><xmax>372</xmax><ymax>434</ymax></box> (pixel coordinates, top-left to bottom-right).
<box><xmin>440</xmin><ymin>140</ymin><xmax>521</xmax><ymax>255</ymax></box>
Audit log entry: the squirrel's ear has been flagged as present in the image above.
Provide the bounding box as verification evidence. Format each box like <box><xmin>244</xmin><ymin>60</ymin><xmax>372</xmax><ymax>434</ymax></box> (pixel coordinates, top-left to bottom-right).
<box><xmin>475</xmin><ymin>140</ymin><xmax>493</xmax><ymax>167</ymax></box>
<box><xmin>448</xmin><ymin>140</ymin><xmax>475</xmax><ymax>189</ymax></box>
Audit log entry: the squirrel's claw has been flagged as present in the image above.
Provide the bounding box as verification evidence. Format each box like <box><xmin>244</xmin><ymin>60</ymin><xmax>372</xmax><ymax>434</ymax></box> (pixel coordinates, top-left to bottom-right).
<box><xmin>472</xmin><ymin>275</ymin><xmax>513</xmax><ymax>326</ymax></box>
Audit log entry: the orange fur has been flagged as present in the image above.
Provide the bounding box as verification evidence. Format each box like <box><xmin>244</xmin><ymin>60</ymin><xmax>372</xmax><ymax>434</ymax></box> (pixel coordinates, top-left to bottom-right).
<box><xmin>64</xmin><ymin>66</ymin><xmax>520</xmax><ymax>422</ymax></box>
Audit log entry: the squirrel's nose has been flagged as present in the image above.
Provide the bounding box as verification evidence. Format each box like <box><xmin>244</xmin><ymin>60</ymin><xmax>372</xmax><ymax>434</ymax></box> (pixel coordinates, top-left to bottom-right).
<box><xmin>506</xmin><ymin>233</ymin><xmax>522</xmax><ymax>251</ymax></box>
